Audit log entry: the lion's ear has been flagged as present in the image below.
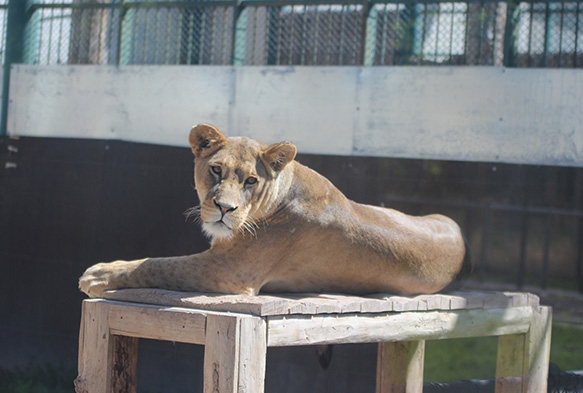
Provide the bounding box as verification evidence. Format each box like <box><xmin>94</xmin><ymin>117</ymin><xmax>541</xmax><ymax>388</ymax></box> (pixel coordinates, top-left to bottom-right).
<box><xmin>262</xmin><ymin>141</ymin><xmax>297</xmax><ymax>173</ymax></box>
<box><xmin>188</xmin><ymin>124</ymin><xmax>227</xmax><ymax>158</ymax></box>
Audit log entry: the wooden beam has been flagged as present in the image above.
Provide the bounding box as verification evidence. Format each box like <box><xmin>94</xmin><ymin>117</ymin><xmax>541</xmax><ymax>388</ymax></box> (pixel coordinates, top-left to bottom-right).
<box><xmin>111</xmin><ymin>335</ymin><xmax>138</xmax><ymax>393</ymax></box>
<box><xmin>495</xmin><ymin>306</ymin><xmax>552</xmax><ymax>393</ymax></box>
<box><xmin>107</xmin><ymin>301</ymin><xmax>207</xmax><ymax>345</ymax></box>
<box><xmin>237</xmin><ymin>317</ymin><xmax>267</xmax><ymax>393</ymax></box>
<box><xmin>204</xmin><ymin>314</ymin><xmax>241</xmax><ymax>393</ymax></box>
<box><xmin>267</xmin><ymin>307</ymin><xmax>533</xmax><ymax>346</ymax></box>
<box><xmin>75</xmin><ymin>300</ymin><xmax>114</xmax><ymax>393</ymax></box>
<box><xmin>496</xmin><ymin>333</ymin><xmax>526</xmax><ymax>392</ymax></box>
<box><xmin>376</xmin><ymin>341</ymin><xmax>425</xmax><ymax>393</ymax></box>
<box><xmin>524</xmin><ymin>306</ymin><xmax>552</xmax><ymax>393</ymax></box>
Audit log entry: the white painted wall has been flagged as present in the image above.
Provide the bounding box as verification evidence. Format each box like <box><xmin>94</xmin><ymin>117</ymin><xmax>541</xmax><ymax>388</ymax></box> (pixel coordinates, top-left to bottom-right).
<box><xmin>8</xmin><ymin>64</ymin><xmax>583</xmax><ymax>166</ymax></box>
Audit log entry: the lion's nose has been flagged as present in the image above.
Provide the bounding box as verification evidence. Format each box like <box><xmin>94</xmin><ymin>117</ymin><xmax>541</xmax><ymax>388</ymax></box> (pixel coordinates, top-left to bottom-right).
<box><xmin>214</xmin><ymin>199</ymin><xmax>238</xmax><ymax>215</ymax></box>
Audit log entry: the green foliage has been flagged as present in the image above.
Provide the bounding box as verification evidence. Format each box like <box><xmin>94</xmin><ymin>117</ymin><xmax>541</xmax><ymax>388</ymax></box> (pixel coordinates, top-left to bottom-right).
<box><xmin>424</xmin><ymin>321</ymin><xmax>583</xmax><ymax>383</ymax></box>
<box><xmin>0</xmin><ymin>362</ymin><xmax>76</xmax><ymax>393</ymax></box>
<box><xmin>424</xmin><ymin>336</ymin><xmax>498</xmax><ymax>382</ymax></box>
<box><xmin>550</xmin><ymin>323</ymin><xmax>583</xmax><ymax>371</ymax></box>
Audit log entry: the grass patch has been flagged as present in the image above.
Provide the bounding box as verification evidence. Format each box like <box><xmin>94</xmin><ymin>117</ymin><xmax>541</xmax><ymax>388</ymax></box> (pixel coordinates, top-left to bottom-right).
<box><xmin>0</xmin><ymin>362</ymin><xmax>76</xmax><ymax>393</ymax></box>
<box><xmin>424</xmin><ymin>321</ymin><xmax>583</xmax><ymax>383</ymax></box>
<box><xmin>549</xmin><ymin>323</ymin><xmax>583</xmax><ymax>371</ymax></box>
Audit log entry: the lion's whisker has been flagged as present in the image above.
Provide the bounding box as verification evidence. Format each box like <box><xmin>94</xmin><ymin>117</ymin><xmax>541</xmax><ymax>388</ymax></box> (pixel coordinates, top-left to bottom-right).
<box><xmin>184</xmin><ymin>205</ymin><xmax>201</xmax><ymax>224</ymax></box>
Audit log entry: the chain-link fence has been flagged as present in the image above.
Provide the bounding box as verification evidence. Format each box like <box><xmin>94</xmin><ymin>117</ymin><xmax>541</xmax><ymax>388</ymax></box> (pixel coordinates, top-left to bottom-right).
<box><xmin>368</xmin><ymin>2</ymin><xmax>507</xmax><ymax>65</ymax></box>
<box><xmin>15</xmin><ymin>0</ymin><xmax>583</xmax><ymax>67</ymax></box>
<box><xmin>512</xmin><ymin>2</ymin><xmax>583</xmax><ymax>67</ymax></box>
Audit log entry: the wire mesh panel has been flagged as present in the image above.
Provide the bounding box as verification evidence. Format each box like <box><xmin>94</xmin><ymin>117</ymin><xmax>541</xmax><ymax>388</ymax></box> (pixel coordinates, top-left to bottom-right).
<box><xmin>25</xmin><ymin>0</ymin><xmax>234</xmax><ymax>65</ymax></box>
<box><xmin>25</xmin><ymin>0</ymin><xmax>73</xmax><ymax>64</ymax></box>
<box><xmin>69</xmin><ymin>2</ymin><xmax>121</xmax><ymax>64</ymax></box>
<box><xmin>120</xmin><ymin>5</ymin><xmax>234</xmax><ymax>65</ymax></box>
<box><xmin>369</xmin><ymin>2</ymin><xmax>506</xmax><ymax>65</ymax></box>
<box><xmin>512</xmin><ymin>1</ymin><xmax>583</xmax><ymax>67</ymax></box>
<box><xmin>18</xmin><ymin>0</ymin><xmax>583</xmax><ymax>67</ymax></box>
<box><xmin>240</xmin><ymin>4</ymin><xmax>364</xmax><ymax>65</ymax></box>
<box><xmin>25</xmin><ymin>0</ymin><xmax>120</xmax><ymax>64</ymax></box>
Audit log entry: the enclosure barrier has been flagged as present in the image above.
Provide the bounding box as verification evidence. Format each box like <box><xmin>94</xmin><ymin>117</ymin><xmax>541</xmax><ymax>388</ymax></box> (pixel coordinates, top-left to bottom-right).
<box><xmin>13</xmin><ymin>0</ymin><xmax>583</xmax><ymax>68</ymax></box>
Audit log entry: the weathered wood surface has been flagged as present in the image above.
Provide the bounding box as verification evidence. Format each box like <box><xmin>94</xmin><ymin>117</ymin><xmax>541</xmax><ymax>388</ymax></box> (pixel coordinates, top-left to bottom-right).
<box><xmin>107</xmin><ymin>300</ymin><xmax>208</xmax><ymax>345</ymax></box>
<box><xmin>376</xmin><ymin>341</ymin><xmax>425</xmax><ymax>393</ymax></box>
<box><xmin>266</xmin><ymin>307</ymin><xmax>536</xmax><ymax>346</ymax></box>
<box><xmin>111</xmin><ymin>336</ymin><xmax>138</xmax><ymax>393</ymax></box>
<box><xmin>103</xmin><ymin>289</ymin><xmax>540</xmax><ymax>316</ymax></box>
<box><xmin>77</xmin><ymin>293</ymin><xmax>551</xmax><ymax>393</ymax></box>
<box><xmin>75</xmin><ymin>300</ymin><xmax>114</xmax><ymax>393</ymax></box>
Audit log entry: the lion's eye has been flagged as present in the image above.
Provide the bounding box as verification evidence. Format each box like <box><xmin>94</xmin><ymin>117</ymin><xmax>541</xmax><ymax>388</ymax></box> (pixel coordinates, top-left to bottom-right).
<box><xmin>211</xmin><ymin>166</ymin><xmax>221</xmax><ymax>175</ymax></box>
<box><xmin>245</xmin><ymin>177</ymin><xmax>258</xmax><ymax>186</ymax></box>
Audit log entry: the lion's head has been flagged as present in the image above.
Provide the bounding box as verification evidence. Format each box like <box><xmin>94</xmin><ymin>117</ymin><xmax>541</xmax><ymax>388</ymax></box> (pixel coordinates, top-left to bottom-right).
<box><xmin>188</xmin><ymin>124</ymin><xmax>297</xmax><ymax>240</ymax></box>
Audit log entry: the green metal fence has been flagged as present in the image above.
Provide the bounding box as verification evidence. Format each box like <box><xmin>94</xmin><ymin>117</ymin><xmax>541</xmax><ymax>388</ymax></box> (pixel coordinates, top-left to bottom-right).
<box><xmin>12</xmin><ymin>0</ymin><xmax>583</xmax><ymax>67</ymax></box>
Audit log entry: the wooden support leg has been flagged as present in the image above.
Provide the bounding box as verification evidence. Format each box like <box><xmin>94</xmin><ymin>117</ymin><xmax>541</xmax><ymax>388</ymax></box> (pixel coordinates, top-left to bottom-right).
<box><xmin>496</xmin><ymin>306</ymin><xmax>552</xmax><ymax>393</ymax></box>
<box><xmin>376</xmin><ymin>340</ymin><xmax>425</xmax><ymax>393</ymax></box>
<box><xmin>75</xmin><ymin>300</ymin><xmax>139</xmax><ymax>393</ymax></box>
<box><xmin>237</xmin><ymin>317</ymin><xmax>267</xmax><ymax>393</ymax></box>
<box><xmin>112</xmin><ymin>335</ymin><xmax>138</xmax><ymax>393</ymax></box>
<box><xmin>204</xmin><ymin>314</ymin><xmax>267</xmax><ymax>393</ymax></box>
<box><xmin>75</xmin><ymin>300</ymin><xmax>114</xmax><ymax>393</ymax></box>
<box><xmin>496</xmin><ymin>333</ymin><xmax>526</xmax><ymax>393</ymax></box>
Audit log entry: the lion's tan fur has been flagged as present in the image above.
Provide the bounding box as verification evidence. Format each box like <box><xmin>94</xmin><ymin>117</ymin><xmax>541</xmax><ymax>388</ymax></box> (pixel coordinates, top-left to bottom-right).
<box><xmin>79</xmin><ymin>124</ymin><xmax>466</xmax><ymax>298</ymax></box>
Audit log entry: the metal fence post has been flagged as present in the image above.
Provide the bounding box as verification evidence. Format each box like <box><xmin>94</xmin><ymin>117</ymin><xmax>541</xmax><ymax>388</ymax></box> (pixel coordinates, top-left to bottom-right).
<box><xmin>363</xmin><ymin>0</ymin><xmax>377</xmax><ymax>66</ymax></box>
<box><xmin>502</xmin><ymin>0</ymin><xmax>519</xmax><ymax>67</ymax></box>
<box><xmin>115</xmin><ymin>1</ymin><xmax>127</xmax><ymax>66</ymax></box>
<box><xmin>232</xmin><ymin>1</ymin><xmax>247</xmax><ymax>66</ymax></box>
<box><xmin>1</xmin><ymin>0</ymin><xmax>27</xmax><ymax>136</ymax></box>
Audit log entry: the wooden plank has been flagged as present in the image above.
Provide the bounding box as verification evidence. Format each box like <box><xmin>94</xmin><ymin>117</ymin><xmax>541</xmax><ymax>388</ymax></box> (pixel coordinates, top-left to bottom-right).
<box><xmin>107</xmin><ymin>301</ymin><xmax>207</xmax><ymax>345</ymax></box>
<box><xmin>524</xmin><ymin>306</ymin><xmax>552</xmax><ymax>393</ymax></box>
<box><xmin>75</xmin><ymin>300</ymin><xmax>114</xmax><ymax>393</ymax></box>
<box><xmin>451</xmin><ymin>291</ymin><xmax>487</xmax><ymax>309</ymax></box>
<box><xmin>111</xmin><ymin>336</ymin><xmax>138</xmax><ymax>393</ymax></box>
<box><xmin>104</xmin><ymin>289</ymin><xmax>270</xmax><ymax>315</ymax></box>
<box><xmin>387</xmin><ymin>297</ymin><xmax>423</xmax><ymax>312</ymax></box>
<box><xmin>204</xmin><ymin>314</ymin><xmax>240</xmax><ymax>393</ymax></box>
<box><xmin>415</xmin><ymin>294</ymin><xmax>453</xmax><ymax>310</ymax></box>
<box><xmin>318</xmin><ymin>294</ymin><xmax>379</xmax><ymax>313</ymax></box>
<box><xmin>495</xmin><ymin>306</ymin><xmax>552</xmax><ymax>393</ymax></box>
<box><xmin>496</xmin><ymin>333</ymin><xmax>526</xmax><ymax>393</ymax></box>
<box><xmin>267</xmin><ymin>307</ymin><xmax>533</xmax><ymax>347</ymax></box>
<box><xmin>376</xmin><ymin>341</ymin><xmax>425</xmax><ymax>393</ymax></box>
<box><xmin>103</xmin><ymin>289</ymin><xmax>540</xmax><ymax>316</ymax></box>
<box><xmin>237</xmin><ymin>317</ymin><xmax>267</xmax><ymax>393</ymax></box>
<box><xmin>484</xmin><ymin>292</ymin><xmax>514</xmax><ymax>309</ymax></box>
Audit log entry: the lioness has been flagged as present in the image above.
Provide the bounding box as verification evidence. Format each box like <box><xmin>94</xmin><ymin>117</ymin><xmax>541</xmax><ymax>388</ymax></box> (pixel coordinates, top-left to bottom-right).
<box><xmin>80</xmin><ymin>124</ymin><xmax>467</xmax><ymax>298</ymax></box>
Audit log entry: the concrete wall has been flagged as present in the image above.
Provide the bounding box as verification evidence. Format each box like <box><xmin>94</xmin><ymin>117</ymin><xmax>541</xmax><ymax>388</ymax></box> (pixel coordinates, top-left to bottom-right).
<box><xmin>8</xmin><ymin>65</ymin><xmax>583</xmax><ymax>167</ymax></box>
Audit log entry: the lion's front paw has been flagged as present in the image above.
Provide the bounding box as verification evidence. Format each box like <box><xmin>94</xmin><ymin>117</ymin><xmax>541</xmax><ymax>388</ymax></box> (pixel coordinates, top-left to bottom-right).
<box><xmin>79</xmin><ymin>261</ymin><xmax>128</xmax><ymax>298</ymax></box>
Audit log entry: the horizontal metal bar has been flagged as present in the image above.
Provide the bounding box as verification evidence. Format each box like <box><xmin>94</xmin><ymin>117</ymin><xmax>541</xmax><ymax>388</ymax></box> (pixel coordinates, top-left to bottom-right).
<box><xmin>27</xmin><ymin>3</ymin><xmax>122</xmax><ymax>11</ymax></box>
<box><xmin>241</xmin><ymin>0</ymin><xmax>364</xmax><ymax>6</ymax></box>
<box><xmin>120</xmin><ymin>0</ymin><xmax>239</xmax><ymax>7</ymax></box>
<box><xmin>26</xmin><ymin>0</ymin><xmax>583</xmax><ymax>11</ymax></box>
<box><xmin>26</xmin><ymin>1</ymin><xmax>238</xmax><ymax>12</ymax></box>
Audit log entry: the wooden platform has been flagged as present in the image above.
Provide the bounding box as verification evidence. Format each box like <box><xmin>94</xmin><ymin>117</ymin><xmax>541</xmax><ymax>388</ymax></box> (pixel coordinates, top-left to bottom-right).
<box><xmin>75</xmin><ymin>290</ymin><xmax>552</xmax><ymax>393</ymax></box>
